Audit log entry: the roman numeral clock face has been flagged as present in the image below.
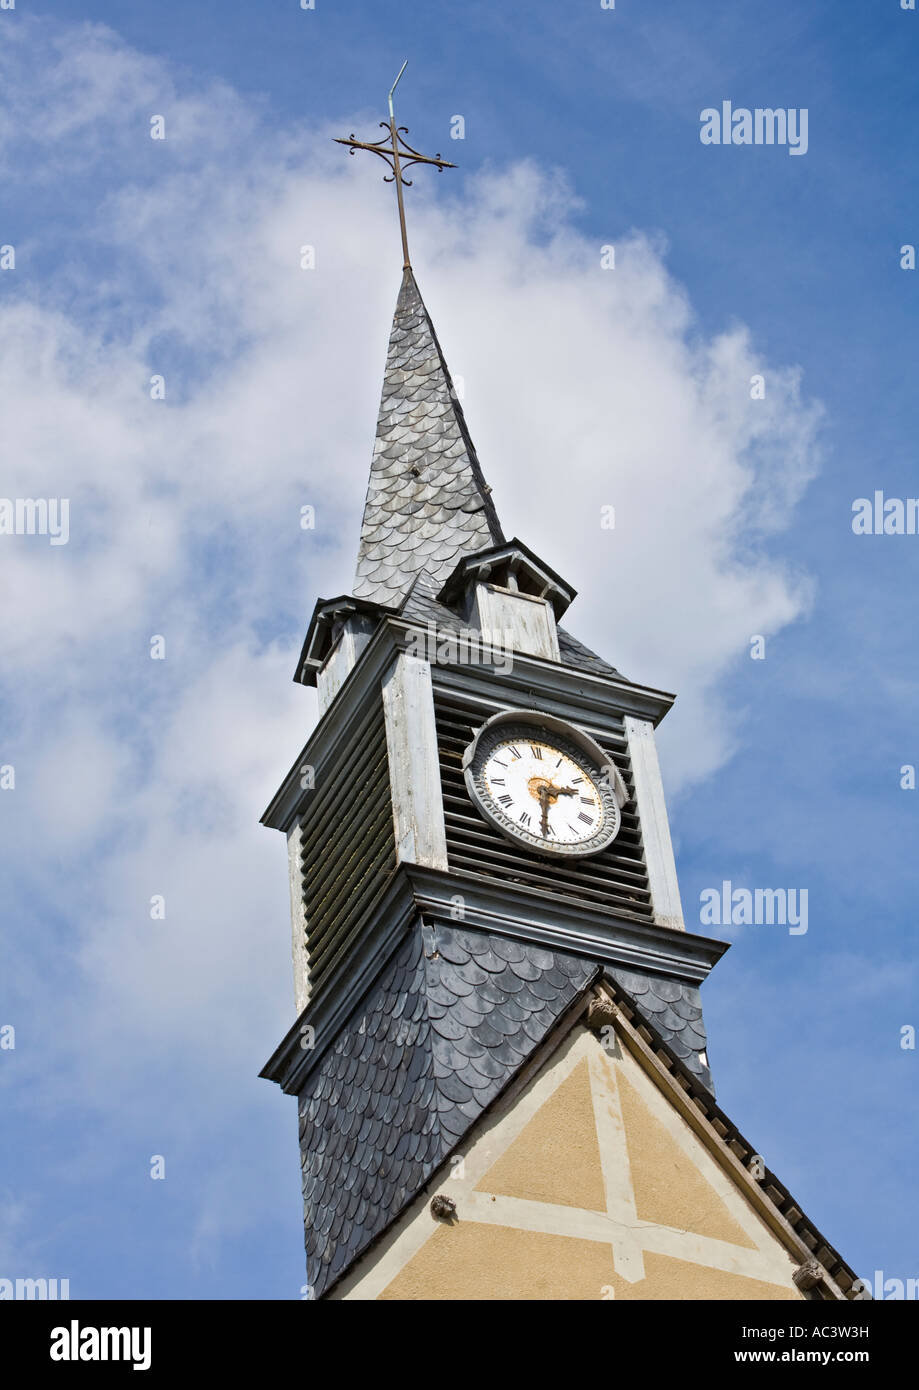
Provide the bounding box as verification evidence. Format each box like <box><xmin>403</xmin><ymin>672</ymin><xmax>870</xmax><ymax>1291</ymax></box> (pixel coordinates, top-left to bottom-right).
<box><xmin>485</xmin><ymin>740</ymin><xmax>600</xmax><ymax>844</ymax></box>
<box><xmin>462</xmin><ymin>714</ymin><xmax>625</xmax><ymax>859</ymax></box>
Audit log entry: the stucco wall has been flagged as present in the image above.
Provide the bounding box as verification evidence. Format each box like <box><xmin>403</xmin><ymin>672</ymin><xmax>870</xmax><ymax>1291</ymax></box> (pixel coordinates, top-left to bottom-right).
<box><xmin>333</xmin><ymin>1023</ymin><xmax>804</xmax><ymax>1301</ymax></box>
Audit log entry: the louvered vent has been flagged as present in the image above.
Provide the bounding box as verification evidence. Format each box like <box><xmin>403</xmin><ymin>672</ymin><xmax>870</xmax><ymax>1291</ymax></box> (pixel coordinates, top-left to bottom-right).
<box><xmin>300</xmin><ymin>695</ymin><xmax>397</xmax><ymax>994</ymax></box>
<box><xmin>434</xmin><ymin>689</ymin><xmax>653</xmax><ymax>921</ymax></box>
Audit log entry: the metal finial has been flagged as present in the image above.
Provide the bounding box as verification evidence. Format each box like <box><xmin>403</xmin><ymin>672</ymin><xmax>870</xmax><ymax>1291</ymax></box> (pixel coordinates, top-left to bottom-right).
<box><xmin>388</xmin><ymin>60</ymin><xmax>408</xmax><ymax>121</ymax></box>
<box><xmin>334</xmin><ymin>63</ymin><xmax>456</xmax><ymax>271</ymax></box>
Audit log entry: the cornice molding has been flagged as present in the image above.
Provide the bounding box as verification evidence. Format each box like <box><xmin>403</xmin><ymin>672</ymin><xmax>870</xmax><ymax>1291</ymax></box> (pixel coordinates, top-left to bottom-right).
<box><xmin>404</xmin><ymin>864</ymin><xmax>727</xmax><ymax>983</ymax></box>
<box><xmin>261</xmin><ymin>860</ymin><xmax>729</xmax><ymax>1096</ymax></box>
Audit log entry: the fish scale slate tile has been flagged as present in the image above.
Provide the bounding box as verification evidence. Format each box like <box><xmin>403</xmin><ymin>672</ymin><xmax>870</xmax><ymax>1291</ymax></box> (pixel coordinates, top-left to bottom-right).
<box><xmin>353</xmin><ymin>269</ymin><xmax>504</xmax><ymax>608</ymax></box>
<box><xmin>604</xmin><ymin>965</ymin><xmax>714</xmax><ymax>1094</ymax></box>
<box><xmin>296</xmin><ymin>920</ymin><xmax>597</xmax><ymax>1298</ymax></box>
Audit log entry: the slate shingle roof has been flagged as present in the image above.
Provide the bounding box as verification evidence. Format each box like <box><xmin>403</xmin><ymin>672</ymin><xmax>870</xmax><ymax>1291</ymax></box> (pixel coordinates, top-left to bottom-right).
<box><xmin>400</xmin><ymin>569</ymin><xmax>625</xmax><ymax>681</ymax></box>
<box><xmin>298</xmin><ymin>921</ymin><xmax>596</xmax><ymax>1298</ymax></box>
<box><xmin>605</xmin><ymin>967</ymin><xmax>713</xmax><ymax>1092</ymax></box>
<box><xmin>353</xmin><ymin>269</ymin><xmax>504</xmax><ymax>607</ymax></box>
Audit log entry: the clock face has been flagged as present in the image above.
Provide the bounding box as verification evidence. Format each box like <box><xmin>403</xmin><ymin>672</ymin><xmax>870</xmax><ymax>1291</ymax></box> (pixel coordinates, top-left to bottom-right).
<box><xmin>482</xmin><ymin>738</ymin><xmax>602</xmax><ymax>846</ymax></box>
<box><xmin>463</xmin><ymin>715</ymin><xmax>624</xmax><ymax>859</ymax></box>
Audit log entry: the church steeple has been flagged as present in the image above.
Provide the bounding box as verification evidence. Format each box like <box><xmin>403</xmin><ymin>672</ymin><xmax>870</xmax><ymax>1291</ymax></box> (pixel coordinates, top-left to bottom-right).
<box><xmin>353</xmin><ymin>268</ymin><xmax>504</xmax><ymax>607</ymax></box>
<box><xmin>333</xmin><ymin>66</ymin><xmax>501</xmax><ymax>607</ymax></box>
<box><xmin>260</xmin><ymin>90</ymin><xmax>860</xmax><ymax>1304</ymax></box>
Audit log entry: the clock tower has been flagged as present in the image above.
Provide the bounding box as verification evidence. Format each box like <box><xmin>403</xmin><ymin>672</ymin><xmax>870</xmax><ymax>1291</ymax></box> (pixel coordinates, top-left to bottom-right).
<box><xmin>260</xmin><ymin>87</ymin><xmax>857</xmax><ymax>1299</ymax></box>
<box><xmin>260</xmin><ymin>262</ymin><xmax>859</xmax><ymax>1302</ymax></box>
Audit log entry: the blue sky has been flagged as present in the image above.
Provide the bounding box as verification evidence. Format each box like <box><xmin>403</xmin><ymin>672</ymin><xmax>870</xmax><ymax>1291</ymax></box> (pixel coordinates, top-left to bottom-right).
<box><xmin>0</xmin><ymin>0</ymin><xmax>916</xmax><ymax>1298</ymax></box>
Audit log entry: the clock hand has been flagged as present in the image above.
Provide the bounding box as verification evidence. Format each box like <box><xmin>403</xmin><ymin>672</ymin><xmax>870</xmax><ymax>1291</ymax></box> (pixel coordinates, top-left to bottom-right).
<box><xmin>541</xmin><ymin>784</ymin><xmax>577</xmax><ymax>801</ymax></box>
<box><xmin>537</xmin><ymin>784</ymin><xmax>550</xmax><ymax>837</ymax></box>
<box><xmin>535</xmin><ymin>781</ymin><xmax>579</xmax><ymax>837</ymax></box>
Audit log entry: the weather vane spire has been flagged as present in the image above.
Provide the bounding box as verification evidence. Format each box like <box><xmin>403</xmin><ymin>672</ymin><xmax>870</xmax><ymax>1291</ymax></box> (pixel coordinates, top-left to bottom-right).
<box><xmin>334</xmin><ymin>61</ymin><xmax>456</xmax><ymax>271</ymax></box>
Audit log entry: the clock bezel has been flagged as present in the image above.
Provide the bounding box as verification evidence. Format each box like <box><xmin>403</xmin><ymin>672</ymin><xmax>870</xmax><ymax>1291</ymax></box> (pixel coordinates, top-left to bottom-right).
<box><xmin>461</xmin><ymin>709</ymin><xmax>628</xmax><ymax>860</ymax></box>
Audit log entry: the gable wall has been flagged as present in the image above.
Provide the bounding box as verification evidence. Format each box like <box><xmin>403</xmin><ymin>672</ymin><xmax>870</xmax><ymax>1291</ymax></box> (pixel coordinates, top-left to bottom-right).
<box><xmin>332</xmin><ymin>1023</ymin><xmax>804</xmax><ymax>1300</ymax></box>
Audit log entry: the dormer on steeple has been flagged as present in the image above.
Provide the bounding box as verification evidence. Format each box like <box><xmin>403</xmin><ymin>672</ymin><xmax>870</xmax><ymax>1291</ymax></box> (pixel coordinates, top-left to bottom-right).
<box><xmin>438</xmin><ymin>537</ymin><xmax>576</xmax><ymax>663</ymax></box>
<box><xmin>294</xmin><ymin>595</ymin><xmax>391</xmax><ymax>715</ymax></box>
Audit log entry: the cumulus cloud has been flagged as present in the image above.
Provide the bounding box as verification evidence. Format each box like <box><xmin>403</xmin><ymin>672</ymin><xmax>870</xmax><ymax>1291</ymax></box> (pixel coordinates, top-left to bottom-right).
<box><xmin>0</xmin><ymin>18</ymin><xmax>823</xmax><ymax>1278</ymax></box>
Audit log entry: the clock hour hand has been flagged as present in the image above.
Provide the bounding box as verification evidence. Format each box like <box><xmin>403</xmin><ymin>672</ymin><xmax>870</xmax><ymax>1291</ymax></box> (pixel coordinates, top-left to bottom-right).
<box><xmin>537</xmin><ymin>782</ymin><xmax>577</xmax><ymax>836</ymax></box>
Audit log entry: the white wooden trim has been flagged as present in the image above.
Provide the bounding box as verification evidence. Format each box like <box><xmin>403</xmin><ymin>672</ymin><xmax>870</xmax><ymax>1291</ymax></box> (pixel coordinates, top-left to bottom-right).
<box><xmin>287</xmin><ymin>816</ymin><xmax>311</xmax><ymax>1012</ymax></box>
<box><xmin>624</xmin><ymin>716</ymin><xmax>684</xmax><ymax>931</ymax></box>
<box><xmin>382</xmin><ymin>654</ymin><xmax>449</xmax><ymax>871</ymax></box>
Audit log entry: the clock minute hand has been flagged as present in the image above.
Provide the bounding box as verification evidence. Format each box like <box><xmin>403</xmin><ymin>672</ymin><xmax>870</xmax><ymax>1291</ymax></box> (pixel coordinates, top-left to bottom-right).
<box><xmin>537</xmin><ymin>784</ymin><xmax>551</xmax><ymax>837</ymax></box>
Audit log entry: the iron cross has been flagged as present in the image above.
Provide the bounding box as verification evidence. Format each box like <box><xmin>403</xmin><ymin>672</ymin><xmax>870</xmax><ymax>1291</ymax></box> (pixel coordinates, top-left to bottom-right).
<box><xmin>334</xmin><ymin>61</ymin><xmax>456</xmax><ymax>270</ymax></box>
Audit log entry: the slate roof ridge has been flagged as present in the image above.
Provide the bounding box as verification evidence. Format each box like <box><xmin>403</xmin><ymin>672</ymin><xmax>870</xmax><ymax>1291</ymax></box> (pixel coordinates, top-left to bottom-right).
<box><xmin>397</xmin><ymin>566</ymin><xmax>440</xmax><ymax>612</ymax></box>
<box><xmin>604</xmin><ymin>965</ymin><xmax>712</xmax><ymax>1092</ymax></box>
<box><xmin>353</xmin><ymin>268</ymin><xmax>505</xmax><ymax>608</ymax></box>
<box><xmin>596</xmin><ymin>977</ymin><xmax>862</xmax><ymax>1299</ymax></box>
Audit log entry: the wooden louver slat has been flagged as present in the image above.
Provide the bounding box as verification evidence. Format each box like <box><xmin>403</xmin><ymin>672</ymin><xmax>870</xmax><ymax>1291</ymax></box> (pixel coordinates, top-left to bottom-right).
<box><xmin>299</xmin><ymin>696</ymin><xmax>397</xmax><ymax>988</ymax></box>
